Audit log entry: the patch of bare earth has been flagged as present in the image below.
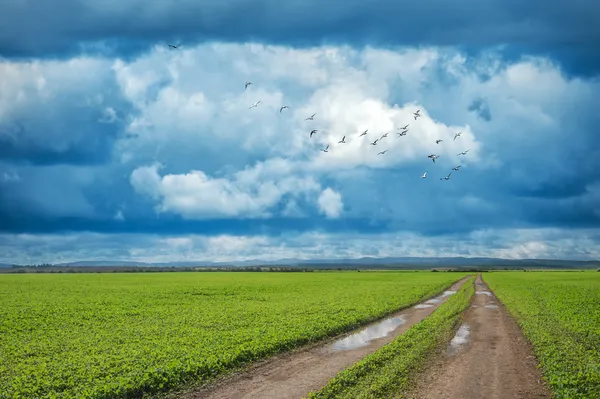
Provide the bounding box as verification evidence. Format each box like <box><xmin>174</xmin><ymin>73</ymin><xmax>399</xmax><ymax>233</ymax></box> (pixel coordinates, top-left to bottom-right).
<box><xmin>175</xmin><ymin>277</ymin><xmax>470</xmax><ymax>399</ymax></box>
<box><xmin>406</xmin><ymin>274</ymin><xmax>551</xmax><ymax>399</ymax></box>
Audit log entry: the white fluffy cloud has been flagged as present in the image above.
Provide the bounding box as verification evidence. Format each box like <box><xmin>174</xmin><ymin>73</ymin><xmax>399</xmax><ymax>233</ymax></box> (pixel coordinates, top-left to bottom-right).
<box><xmin>318</xmin><ymin>188</ymin><xmax>343</xmax><ymax>219</ymax></box>
<box><xmin>130</xmin><ymin>158</ymin><xmax>321</xmax><ymax>218</ymax></box>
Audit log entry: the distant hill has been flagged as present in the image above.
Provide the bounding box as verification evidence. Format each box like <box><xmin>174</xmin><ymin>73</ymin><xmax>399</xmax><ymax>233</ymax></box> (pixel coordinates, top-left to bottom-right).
<box><xmin>0</xmin><ymin>263</ymin><xmax>15</xmax><ymax>268</ymax></box>
<box><xmin>46</xmin><ymin>257</ymin><xmax>600</xmax><ymax>269</ymax></box>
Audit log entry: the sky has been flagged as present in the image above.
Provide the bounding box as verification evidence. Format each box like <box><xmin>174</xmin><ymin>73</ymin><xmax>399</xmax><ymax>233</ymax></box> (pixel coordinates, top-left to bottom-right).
<box><xmin>1</xmin><ymin>0</ymin><xmax>600</xmax><ymax>264</ymax></box>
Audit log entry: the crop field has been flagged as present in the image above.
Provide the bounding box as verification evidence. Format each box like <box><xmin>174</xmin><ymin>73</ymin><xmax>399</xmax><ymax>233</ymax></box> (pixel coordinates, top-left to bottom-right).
<box><xmin>484</xmin><ymin>272</ymin><xmax>600</xmax><ymax>398</ymax></box>
<box><xmin>0</xmin><ymin>271</ymin><xmax>463</xmax><ymax>398</ymax></box>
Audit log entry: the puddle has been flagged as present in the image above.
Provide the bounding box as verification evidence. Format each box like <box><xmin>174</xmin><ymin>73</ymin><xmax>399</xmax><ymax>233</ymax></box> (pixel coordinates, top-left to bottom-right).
<box><xmin>414</xmin><ymin>304</ymin><xmax>434</xmax><ymax>309</ymax></box>
<box><xmin>485</xmin><ymin>305</ymin><xmax>498</xmax><ymax>309</ymax></box>
<box><xmin>330</xmin><ymin>285</ymin><xmax>460</xmax><ymax>351</ymax></box>
<box><xmin>330</xmin><ymin>316</ymin><xmax>406</xmax><ymax>350</ymax></box>
<box><xmin>448</xmin><ymin>323</ymin><xmax>470</xmax><ymax>354</ymax></box>
<box><xmin>476</xmin><ymin>291</ymin><xmax>493</xmax><ymax>297</ymax></box>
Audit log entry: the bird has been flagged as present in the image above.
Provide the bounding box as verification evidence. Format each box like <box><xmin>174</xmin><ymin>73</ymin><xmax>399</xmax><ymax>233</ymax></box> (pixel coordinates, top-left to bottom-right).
<box><xmin>279</xmin><ymin>105</ymin><xmax>289</xmax><ymax>113</ymax></box>
<box><xmin>249</xmin><ymin>101</ymin><xmax>261</xmax><ymax>109</ymax></box>
<box><xmin>245</xmin><ymin>81</ymin><xmax>252</xmax><ymax>90</ymax></box>
<box><xmin>310</xmin><ymin>129</ymin><xmax>318</xmax><ymax>138</ymax></box>
<box><xmin>413</xmin><ymin>110</ymin><xmax>421</xmax><ymax>120</ymax></box>
<box><xmin>454</xmin><ymin>131</ymin><xmax>462</xmax><ymax>141</ymax></box>
<box><xmin>428</xmin><ymin>154</ymin><xmax>440</xmax><ymax>163</ymax></box>
<box><xmin>370</xmin><ymin>139</ymin><xmax>379</xmax><ymax>146</ymax></box>
<box><xmin>440</xmin><ymin>173</ymin><xmax>452</xmax><ymax>181</ymax></box>
<box><xmin>168</xmin><ymin>44</ymin><xmax>181</xmax><ymax>49</ymax></box>
<box><xmin>359</xmin><ymin>129</ymin><xmax>368</xmax><ymax>137</ymax></box>
<box><xmin>457</xmin><ymin>150</ymin><xmax>469</xmax><ymax>156</ymax></box>
<box><xmin>305</xmin><ymin>113</ymin><xmax>316</xmax><ymax>120</ymax></box>
<box><xmin>378</xmin><ymin>150</ymin><xmax>387</xmax><ymax>155</ymax></box>
<box><xmin>380</xmin><ymin>132</ymin><xmax>389</xmax><ymax>139</ymax></box>
<box><xmin>338</xmin><ymin>136</ymin><xmax>346</xmax><ymax>144</ymax></box>
<box><xmin>397</xmin><ymin>130</ymin><xmax>407</xmax><ymax>137</ymax></box>
<box><xmin>321</xmin><ymin>145</ymin><xmax>329</xmax><ymax>153</ymax></box>
<box><xmin>436</xmin><ymin>139</ymin><xmax>444</xmax><ymax>144</ymax></box>
<box><xmin>452</xmin><ymin>165</ymin><xmax>462</xmax><ymax>171</ymax></box>
<box><xmin>400</xmin><ymin>124</ymin><xmax>409</xmax><ymax>130</ymax></box>
<box><xmin>421</xmin><ymin>172</ymin><xmax>428</xmax><ymax>179</ymax></box>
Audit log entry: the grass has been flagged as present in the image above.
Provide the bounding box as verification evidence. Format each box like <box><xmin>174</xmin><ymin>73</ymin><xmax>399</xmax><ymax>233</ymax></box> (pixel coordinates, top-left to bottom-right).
<box><xmin>484</xmin><ymin>271</ymin><xmax>600</xmax><ymax>398</ymax></box>
<box><xmin>0</xmin><ymin>271</ymin><xmax>465</xmax><ymax>398</ymax></box>
<box><xmin>306</xmin><ymin>276</ymin><xmax>474</xmax><ymax>399</ymax></box>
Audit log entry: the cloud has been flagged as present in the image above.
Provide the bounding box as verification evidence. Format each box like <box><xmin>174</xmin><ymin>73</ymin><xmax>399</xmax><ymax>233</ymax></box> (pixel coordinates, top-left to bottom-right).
<box><xmin>1</xmin><ymin>41</ymin><xmax>599</xmax><ymax>261</ymax></box>
<box><xmin>130</xmin><ymin>159</ymin><xmax>322</xmax><ymax>219</ymax></box>
<box><xmin>1</xmin><ymin>0</ymin><xmax>600</xmax><ymax>76</ymax></box>
<box><xmin>0</xmin><ymin>57</ymin><xmax>133</xmax><ymax>166</ymax></box>
<box><xmin>318</xmin><ymin>188</ymin><xmax>343</xmax><ymax>219</ymax></box>
<box><xmin>1</xmin><ymin>228</ymin><xmax>599</xmax><ymax>265</ymax></box>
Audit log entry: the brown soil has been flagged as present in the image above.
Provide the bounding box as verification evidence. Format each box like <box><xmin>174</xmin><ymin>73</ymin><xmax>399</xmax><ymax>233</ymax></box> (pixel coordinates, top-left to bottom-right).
<box><xmin>406</xmin><ymin>274</ymin><xmax>551</xmax><ymax>399</ymax></box>
<box><xmin>175</xmin><ymin>277</ymin><xmax>470</xmax><ymax>399</ymax></box>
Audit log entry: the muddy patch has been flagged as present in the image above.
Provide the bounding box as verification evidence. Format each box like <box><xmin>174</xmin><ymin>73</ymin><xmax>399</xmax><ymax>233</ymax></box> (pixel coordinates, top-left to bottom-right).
<box><xmin>330</xmin><ymin>315</ymin><xmax>407</xmax><ymax>351</ymax></box>
<box><xmin>448</xmin><ymin>323</ymin><xmax>470</xmax><ymax>354</ymax></box>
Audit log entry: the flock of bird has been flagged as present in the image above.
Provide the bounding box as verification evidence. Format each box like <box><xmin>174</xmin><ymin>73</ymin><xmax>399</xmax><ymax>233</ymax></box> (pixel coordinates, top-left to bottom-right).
<box><xmin>168</xmin><ymin>43</ymin><xmax>471</xmax><ymax>181</ymax></box>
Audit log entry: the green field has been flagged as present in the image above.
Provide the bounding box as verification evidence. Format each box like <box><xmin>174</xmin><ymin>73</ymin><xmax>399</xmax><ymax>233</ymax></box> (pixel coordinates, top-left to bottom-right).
<box><xmin>484</xmin><ymin>272</ymin><xmax>600</xmax><ymax>398</ymax></box>
<box><xmin>0</xmin><ymin>271</ymin><xmax>463</xmax><ymax>398</ymax></box>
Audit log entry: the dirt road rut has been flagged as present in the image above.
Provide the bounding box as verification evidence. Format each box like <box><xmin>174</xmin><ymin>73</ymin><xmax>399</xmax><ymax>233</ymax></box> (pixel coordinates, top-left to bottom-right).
<box><xmin>408</xmin><ymin>274</ymin><xmax>551</xmax><ymax>399</ymax></box>
<box><xmin>178</xmin><ymin>278</ymin><xmax>469</xmax><ymax>399</ymax></box>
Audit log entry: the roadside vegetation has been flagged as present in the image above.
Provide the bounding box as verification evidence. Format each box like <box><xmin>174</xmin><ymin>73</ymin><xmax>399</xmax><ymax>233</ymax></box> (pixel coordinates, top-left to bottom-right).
<box><xmin>0</xmin><ymin>271</ymin><xmax>463</xmax><ymax>398</ymax></box>
<box><xmin>484</xmin><ymin>271</ymin><xmax>600</xmax><ymax>398</ymax></box>
<box><xmin>306</xmin><ymin>276</ymin><xmax>474</xmax><ymax>399</ymax></box>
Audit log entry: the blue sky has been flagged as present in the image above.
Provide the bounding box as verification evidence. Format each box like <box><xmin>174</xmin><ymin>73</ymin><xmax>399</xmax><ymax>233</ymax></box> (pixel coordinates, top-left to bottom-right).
<box><xmin>1</xmin><ymin>0</ymin><xmax>600</xmax><ymax>263</ymax></box>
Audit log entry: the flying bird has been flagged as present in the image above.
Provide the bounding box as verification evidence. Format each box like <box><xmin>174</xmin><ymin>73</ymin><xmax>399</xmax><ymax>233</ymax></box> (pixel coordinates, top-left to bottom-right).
<box><xmin>168</xmin><ymin>44</ymin><xmax>181</xmax><ymax>49</ymax></box>
<box><xmin>359</xmin><ymin>129</ymin><xmax>368</xmax><ymax>137</ymax></box>
<box><xmin>458</xmin><ymin>150</ymin><xmax>470</xmax><ymax>156</ymax></box>
<box><xmin>305</xmin><ymin>113</ymin><xmax>316</xmax><ymax>120</ymax></box>
<box><xmin>397</xmin><ymin>130</ymin><xmax>407</xmax><ymax>137</ymax></box>
<box><xmin>249</xmin><ymin>101</ymin><xmax>261</xmax><ymax>109</ymax></box>
<box><xmin>321</xmin><ymin>145</ymin><xmax>329</xmax><ymax>153</ymax></box>
<box><xmin>454</xmin><ymin>131</ymin><xmax>462</xmax><ymax>141</ymax></box>
<box><xmin>452</xmin><ymin>165</ymin><xmax>462</xmax><ymax>171</ymax></box>
<box><xmin>245</xmin><ymin>81</ymin><xmax>252</xmax><ymax>90</ymax></box>
<box><xmin>413</xmin><ymin>110</ymin><xmax>421</xmax><ymax>120</ymax></box>
<box><xmin>370</xmin><ymin>139</ymin><xmax>379</xmax><ymax>146</ymax></box>
<box><xmin>436</xmin><ymin>139</ymin><xmax>444</xmax><ymax>144</ymax></box>
<box><xmin>428</xmin><ymin>154</ymin><xmax>440</xmax><ymax>163</ymax></box>
<box><xmin>440</xmin><ymin>173</ymin><xmax>452</xmax><ymax>181</ymax></box>
<box><xmin>310</xmin><ymin>129</ymin><xmax>318</xmax><ymax>138</ymax></box>
<box><xmin>380</xmin><ymin>132</ymin><xmax>389</xmax><ymax>139</ymax></box>
<box><xmin>378</xmin><ymin>150</ymin><xmax>387</xmax><ymax>155</ymax></box>
<box><xmin>338</xmin><ymin>136</ymin><xmax>346</xmax><ymax>144</ymax></box>
<box><xmin>421</xmin><ymin>172</ymin><xmax>428</xmax><ymax>179</ymax></box>
<box><xmin>400</xmin><ymin>124</ymin><xmax>409</xmax><ymax>130</ymax></box>
<box><xmin>279</xmin><ymin>105</ymin><xmax>290</xmax><ymax>113</ymax></box>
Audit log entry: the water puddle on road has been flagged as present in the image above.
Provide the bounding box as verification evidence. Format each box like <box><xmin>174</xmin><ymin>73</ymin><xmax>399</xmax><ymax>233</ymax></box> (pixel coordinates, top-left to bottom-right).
<box><xmin>476</xmin><ymin>291</ymin><xmax>493</xmax><ymax>297</ymax></box>
<box><xmin>330</xmin><ymin>287</ymin><xmax>459</xmax><ymax>351</ymax></box>
<box><xmin>330</xmin><ymin>316</ymin><xmax>407</xmax><ymax>351</ymax></box>
<box><xmin>485</xmin><ymin>304</ymin><xmax>498</xmax><ymax>309</ymax></box>
<box><xmin>448</xmin><ymin>323</ymin><xmax>470</xmax><ymax>354</ymax></box>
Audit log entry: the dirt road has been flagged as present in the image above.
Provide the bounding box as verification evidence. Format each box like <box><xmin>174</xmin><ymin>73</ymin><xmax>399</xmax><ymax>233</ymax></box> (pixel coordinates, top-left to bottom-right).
<box><xmin>407</xmin><ymin>274</ymin><xmax>551</xmax><ymax>399</ymax></box>
<box><xmin>178</xmin><ymin>278</ymin><xmax>469</xmax><ymax>399</ymax></box>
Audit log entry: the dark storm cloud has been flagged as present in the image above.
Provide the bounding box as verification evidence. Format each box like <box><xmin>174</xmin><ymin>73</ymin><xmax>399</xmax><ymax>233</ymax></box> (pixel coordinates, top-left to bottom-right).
<box><xmin>1</xmin><ymin>0</ymin><xmax>600</xmax><ymax>75</ymax></box>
